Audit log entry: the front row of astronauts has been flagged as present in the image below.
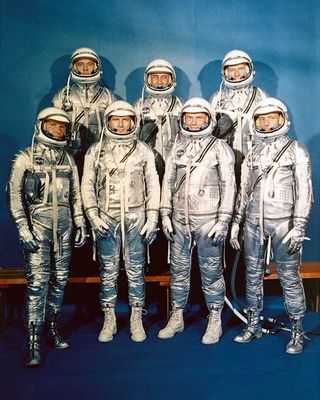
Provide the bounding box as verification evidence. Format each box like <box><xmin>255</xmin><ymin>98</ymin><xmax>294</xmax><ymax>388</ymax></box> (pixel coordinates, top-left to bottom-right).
<box><xmin>7</xmin><ymin>53</ymin><xmax>312</xmax><ymax>368</ymax></box>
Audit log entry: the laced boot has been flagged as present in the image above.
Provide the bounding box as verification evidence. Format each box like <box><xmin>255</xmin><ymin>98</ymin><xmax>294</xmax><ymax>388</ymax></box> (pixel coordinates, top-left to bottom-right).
<box><xmin>98</xmin><ymin>307</ymin><xmax>117</xmax><ymax>342</ymax></box>
<box><xmin>25</xmin><ymin>322</ymin><xmax>43</xmax><ymax>367</ymax></box>
<box><xmin>46</xmin><ymin>311</ymin><xmax>70</xmax><ymax>349</ymax></box>
<box><xmin>130</xmin><ymin>306</ymin><xmax>147</xmax><ymax>342</ymax></box>
<box><xmin>202</xmin><ymin>308</ymin><xmax>223</xmax><ymax>345</ymax></box>
<box><xmin>286</xmin><ymin>317</ymin><xmax>305</xmax><ymax>355</ymax></box>
<box><xmin>158</xmin><ymin>308</ymin><xmax>184</xmax><ymax>339</ymax></box>
<box><xmin>233</xmin><ymin>309</ymin><xmax>263</xmax><ymax>344</ymax></box>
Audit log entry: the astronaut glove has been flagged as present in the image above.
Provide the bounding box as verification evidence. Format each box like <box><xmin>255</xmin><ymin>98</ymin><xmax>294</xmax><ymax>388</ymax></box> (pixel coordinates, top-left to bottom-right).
<box><xmin>230</xmin><ymin>223</ymin><xmax>241</xmax><ymax>251</ymax></box>
<box><xmin>74</xmin><ymin>224</ymin><xmax>87</xmax><ymax>248</ymax></box>
<box><xmin>18</xmin><ymin>225</ymin><xmax>39</xmax><ymax>253</ymax></box>
<box><xmin>208</xmin><ymin>221</ymin><xmax>229</xmax><ymax>246</ymax></box>
<box><xmin>140</xmin><ymin>220</ymin><xmax>158</xmax><ymax>245</ymax></box>
<box><xmin>162</xmin><ymin>216</ymin><xmax>174</xmax><ymax>242</ymax></box>
<box><xmin>90</xmin><ymin>216</ymin><xmax>110</xmax><ymax>239</ymax></box>
<box><xmin>282</xmin><ymin>227</ymin><xmax>308</xmax><ymax>255</ymax></box>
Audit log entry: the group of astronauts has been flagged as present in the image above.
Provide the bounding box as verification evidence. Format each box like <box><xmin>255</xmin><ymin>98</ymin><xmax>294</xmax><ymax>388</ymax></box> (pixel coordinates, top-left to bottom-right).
<box><xmin>7</xmin><ymin>47</ymin><xmax>313</xmax><ymax>367</ymax></box>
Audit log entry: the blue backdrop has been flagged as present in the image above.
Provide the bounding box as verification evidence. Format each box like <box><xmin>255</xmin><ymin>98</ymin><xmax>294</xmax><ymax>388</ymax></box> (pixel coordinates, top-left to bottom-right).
<box><xmin>1</xmin><ymin>0</ymin><xmax>319</xmax><ymax>265</ymax></box>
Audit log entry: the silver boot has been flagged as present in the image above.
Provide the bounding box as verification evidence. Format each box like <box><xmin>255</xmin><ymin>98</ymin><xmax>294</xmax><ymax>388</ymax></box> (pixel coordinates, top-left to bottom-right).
<box><xmin>233</xmin><ymin>309</ymin><xmax>263</xmax><ymax>344</ymax></box>
<box><xmin>130</xmin><ymin>306</ymin><xmax>146</xmax><ymax>342</ymax></box>
<box><xmin>98</xmin><ymin>307</ymin><xmax>117</xmax><ymax>342</ymax></box>
<box><xmin>202</xmin><ymin>308</ymin><xmax>223</xmax><ymax>345</ymax></box>
<box><xmin>158</xmin><ymin>308</ymin><xmax>184</xmax><ymax>339</ymax></box>
<box><xmin>286</xmin><ymin>317</ymin><xmax>305</xmax><ymax>355</ymax></box>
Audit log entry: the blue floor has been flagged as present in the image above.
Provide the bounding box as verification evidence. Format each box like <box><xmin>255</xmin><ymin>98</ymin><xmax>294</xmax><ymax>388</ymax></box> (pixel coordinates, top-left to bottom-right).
<box><xmin>1</xmin><ymin>296</ymin><xmax>319</xmax><ymax>400</ymax></box>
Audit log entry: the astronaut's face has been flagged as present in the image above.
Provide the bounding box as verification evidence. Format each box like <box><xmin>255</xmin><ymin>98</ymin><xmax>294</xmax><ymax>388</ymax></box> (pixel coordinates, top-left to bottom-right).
<box><xmin>147</xmin><ymin>72</ymin><xmax>172</xmax><ymax>89</ymax></box>
<box><xmin>108</xmin><ymin>116</ymin><xmax>133</xmax><ymax>134</ymax></box>
<box><xmin>183</xmin><ymin>112</ymin><xmax>209</xmax><ymax>131</ymax></box>
<box><xmin>224</xmin><ymin>63</ymin><xmax>248</xmax><ymax>82</ymax></box>
<box><xmin>73</xmin><ymin>57</ymin><xmax>97</xmax><ymax>76</ymax></box>
<box><xmin>255</xmin><ymin>112</ymin><xmax>282</xmax><ymax>133</ymax></box>
<box><xmin>43</xmin><ymin>119</ymin><xmax>68</xmax><ymax>140</ymax></box>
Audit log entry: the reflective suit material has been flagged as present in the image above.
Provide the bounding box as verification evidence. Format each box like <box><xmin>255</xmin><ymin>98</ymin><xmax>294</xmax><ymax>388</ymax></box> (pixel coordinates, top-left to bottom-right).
<box><xmin>210</xmin><ymin>86</ymin><xmax>267</xmax><ymax>163</ymax></box>
<box><xmin>161</xmin><ymin>136</ymin><xmax>236</xmax><ymax>309</ymax></box>
<box><xmin>96</xmin><ymin>209</ymin><xmax>146</xmax><ymax>308</ymax></box>
<box><xmin>7</xmin><ymin>143</ymin><xmax>84</xmax><ymax>323</ymax></box>
<box><xmin>243</xmin><ymin>217</ymin><xmax>306</xmax><ymax>316</ymax></box>
<box><xmin>53</xmin><ymin>83</ymin><xmax>115</xmax><ymax>154</ymax></box>
<box><xmin>135</xmin><ymin>95</ymin><xmax>183</xmax><ymax>160</ymax></box>
<box><xmin>234</xmin><ymin>136</ymin><xmax>312</xmax><ymax>318</ymax></box>
<box><xmin>81</xmin><ymin>139</ymin><xmax>160</xmax><ymax>308</ymax></box>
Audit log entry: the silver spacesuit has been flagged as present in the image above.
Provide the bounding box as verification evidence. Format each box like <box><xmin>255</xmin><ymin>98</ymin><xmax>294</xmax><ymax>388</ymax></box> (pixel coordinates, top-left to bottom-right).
<box><xmin>53</xmin><ymin>48</ymin><xmax>115</xmax><ymax>156</ymax></box>
<box><xmin>81</xmin><ymin>101</ymin><xmax>160</xmax><ymax>343</ymax></box>
<box><xmin>134</xmin><ymin>59</ymin><xmax>183</xmax><ymax>275</ymax></box>
<box><xmin>158</xmin><ymin>98</ymin><xmax>236</xmax><ymax>344</ymax></box>
<box><xmin>210</xmin><ymin>50</ymin><xmax>267</xmax><ymax>179</ymax></box>
<box><xmin>230</xmin><ymin>98</ymin><xmax>313</xmax><ymax>354</ymax></box>
<box><xmin>7</xmin><ymin>107</ymin><xmax>86</xmax><ymax>366</ymax></box>
<box><xmin>134</xmin><ymin>59</ymin><xmax>183</xmax><ymax>179</ymax></box>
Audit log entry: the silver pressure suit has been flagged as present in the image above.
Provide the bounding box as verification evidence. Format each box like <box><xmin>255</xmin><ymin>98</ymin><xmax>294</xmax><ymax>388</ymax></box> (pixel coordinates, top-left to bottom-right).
<box><xmin>53</xmin><ymin>84</ymin><xmax>115</xmax><ymax>154</ymax></box>
<box><xmin>135</xmin><ymin>95</ymin><xmax>183</xmax><ymax>178</ymax></box>
<box><xmin>210</xmin><ymin>86</ymin><xmax>267</xmax><ymax>176</ymax></box>
<box><xmin>161</xmin><ymin>135</ymin><xmax>236</xmax><ymax>309</ymax></box>
<box><xmin>233</xmin><ymin>136</ymin><xmax>313</xmax><ymax>317</ymax></box>
<box><xmin>7</xmin><ymin>142</ymin><xmax>85</xmax><ymax>323</ymax></box>
<box><xmin>81</xmin><ymin>139</ymin><xmax>160</xmax><ymax>309</ymax></box>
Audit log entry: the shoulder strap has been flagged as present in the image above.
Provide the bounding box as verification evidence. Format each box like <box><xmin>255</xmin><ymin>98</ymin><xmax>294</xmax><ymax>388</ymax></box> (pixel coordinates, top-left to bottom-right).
<box><xmin>174</xmin><ymin>136</ymin><xmax>217</xmax><ymax>194</ymax></box>
<box><xmin>251</xmin><ymin>140</ymin><xmax>294</xmax><ymax>193</ymax></box>
<box><xmin>75</xmin><ymin>87</ymin><xmax>104</xmax><ymax>124</ymax></box>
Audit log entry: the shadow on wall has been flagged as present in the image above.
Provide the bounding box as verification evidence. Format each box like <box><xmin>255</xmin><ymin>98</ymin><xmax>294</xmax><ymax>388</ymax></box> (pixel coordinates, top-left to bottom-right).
<box><xmin>124</xmin><ymin>66</ymin><xmax>191</xmax><ymax>104</ymax></box>
<box><xmin>198</xmin><ymin>59</ymin><xmax>279</xmax><ymax>102</ymax></box>
<box><xmin>37</xmin><ymin>55</ymin><xmax>119</xmax><ymax>111</ymax></box>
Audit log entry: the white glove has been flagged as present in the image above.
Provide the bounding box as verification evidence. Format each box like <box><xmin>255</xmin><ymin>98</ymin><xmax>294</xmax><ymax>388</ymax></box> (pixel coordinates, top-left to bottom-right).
<box><xmin>208</xmin><ymin>221</ymin><xmax>229</xmax><ymax>246</ymax></box>
<box><xmin>282</xmin><ymin>227</ymin><xmax>309</xmax><ymax>255</ymax></box>
<box><xmin>140</xmin><ymin>219</ymin><xmax>158</xmax><ymax>245</ymax></box>
<box><xmin>230</xmin><ymin>223</ymin><xmax>241</xmax><ymax>251</ymax></box>
<box><xmin>162</xmin><ymin>216</ymin><xmax>174</xmax><ymax>242</ymax></box>
<box><xmin>18</xmin><ymin>224</ymin><xmax>39</xmax><ymax>253</ymax></box>
<box><xmin>90</xmin><ymin>216</ymin><xmax>110</xmax><ymax>238</ymax></box>
<box><xmin>74</xmin><ymin>224</ymin><xmax>87</xmax><ymax>248</ymax></box>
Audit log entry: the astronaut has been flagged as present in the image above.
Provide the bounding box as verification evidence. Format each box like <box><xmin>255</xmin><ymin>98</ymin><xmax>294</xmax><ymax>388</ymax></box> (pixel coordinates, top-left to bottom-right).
<box><xmin>134</xmin><ymin>59</ymin><xmax>183</xmax><ymax>180</ymax></box>
<box><xmin>210</xmin><ymin>50</ymin><xmax>267</xmax><ymax>181</ymax></box>
<box><xmin>81</xmin><ymin>101</ymin><xmax>160</xmax><ymax>343</ymax></box>
<box><xmin>7</xmin><ymin>107</ymin><xmax>86</xmax><ymax>367</ymax></box>
<box><xmin>230</xmin><ymin>98</ymin><xmax>313</xmax><ymax>355</ymax></box>
<box><xmin>53</xmin><ymin>47</ymin><xmax>115</xmax><ymax>162</ymax></box>
<box><xmin>134</xmin><ymin>59</ymin><xmax>183</xmax><ymax>275</ymax></box>
<box><xmin>158</xmin><ymin>98</ymin><xmax>236</xmax><ymax>344</ymax></box>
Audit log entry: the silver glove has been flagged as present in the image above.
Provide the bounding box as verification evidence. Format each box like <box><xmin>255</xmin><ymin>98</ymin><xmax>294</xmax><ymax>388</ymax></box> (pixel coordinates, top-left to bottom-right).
<box><xmin>208</xmin><ymin>221</ymin><xmax>229</xmax><ymax>246</ymax></box>
<box><xmin>162</xmin><ymin>216</ymin><xmax>174</xmax><ymax>242</ymax></box>
<box><xmin>230</xmin><ymin>223</ymin><xmax>241</xmax><ymax>250</ymax></box>
<box><xmin>18</xmin><ymin>224</ymin><xmax>39</xmax><ymax>253</ymax></box>
<box><xmin>282</xmin><ymin>227</ymin><xmax>308</xmax><ymax>255</ymax></box>
<box><xmin>74</xmin><ymin>224</ymin><xmax>87</xmax><ymax>248</ymax></box>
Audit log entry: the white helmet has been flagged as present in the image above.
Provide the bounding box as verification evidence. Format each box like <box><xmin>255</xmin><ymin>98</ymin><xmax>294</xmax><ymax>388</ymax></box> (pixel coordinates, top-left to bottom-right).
<box><xmin>104</xmin><ymin>101</ymin><xmax>139</xmax><ymax>141</ymax></box>
<box><xmin>70</xmin><ymin>47</ymin><xmax>102</xmax><ymax>85</ymax></box>
<box><xmin>222</xmin><ymin>50</ymin><xmax>254</xmax><ymax>89</ymax></box>
<box><xmin>180</xmin><ymin>98</ymin><xmax>216</xmax><ymax>138</ymax></box>
<box><xmin>35</xmin><ymin>107</ymin><xmax>70</xmax><ymax>147</ymax></box>
<box><xmin>144</xmin><ymin>59</ymin><xmax>176</xmax><ymax>97</ymax></box>
<box><xmin>252</xmin><ymin>97</ymin><xmax>290</xmax><ymax>140</ymax></box>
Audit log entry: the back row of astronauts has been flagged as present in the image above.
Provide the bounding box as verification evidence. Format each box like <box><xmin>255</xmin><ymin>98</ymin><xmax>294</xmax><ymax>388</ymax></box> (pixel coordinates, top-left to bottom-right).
<box><xmin>8</xmin><ymin>47</ymin><xmax>313</xmax><ymax>367</ymax></box>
